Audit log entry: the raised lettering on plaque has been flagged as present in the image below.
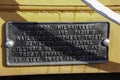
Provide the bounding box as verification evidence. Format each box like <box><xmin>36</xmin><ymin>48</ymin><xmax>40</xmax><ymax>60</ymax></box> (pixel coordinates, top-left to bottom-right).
<box><xmin>5</xmin><ymin>22</ymin><xmax>110</xmax><ymax>66</ymax></box>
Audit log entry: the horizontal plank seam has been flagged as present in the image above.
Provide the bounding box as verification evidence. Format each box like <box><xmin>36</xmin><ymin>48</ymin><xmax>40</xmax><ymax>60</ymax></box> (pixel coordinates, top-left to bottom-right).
<box><xmin>0</xmin><ymin>5</ymin><xmax>120</xmax><ymax>11</ymax></box>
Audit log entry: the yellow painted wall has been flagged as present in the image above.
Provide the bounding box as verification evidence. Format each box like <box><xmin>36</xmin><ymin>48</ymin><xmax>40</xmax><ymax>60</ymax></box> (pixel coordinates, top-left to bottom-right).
<box><xmin>0</xmin><ymin>0</ymin><xmax>120</xmax><ymax>5</ymax></box>
<box><xmin>0</xmin><ymin>0</ymin><xmax>120</xmax><ymax>76</ymax></box>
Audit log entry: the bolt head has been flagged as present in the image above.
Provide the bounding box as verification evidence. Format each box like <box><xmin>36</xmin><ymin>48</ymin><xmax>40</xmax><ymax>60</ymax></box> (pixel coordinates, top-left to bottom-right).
<box><xmin>6</xmin><ymin>40</ymin><xmax>14</xmax><ymax>48</ymax></box>
<box><xmin>103</xmin><ymin>39</ymin><xmax>109</xmax><ymax>46</ymax></box>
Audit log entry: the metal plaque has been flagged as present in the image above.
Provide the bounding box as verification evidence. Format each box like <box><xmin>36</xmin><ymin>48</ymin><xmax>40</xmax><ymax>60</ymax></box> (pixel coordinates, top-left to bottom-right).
<box><xmin>5</xmin><ymin>22</ymin><xmax>110</xmax><ymax>66</ymax></box>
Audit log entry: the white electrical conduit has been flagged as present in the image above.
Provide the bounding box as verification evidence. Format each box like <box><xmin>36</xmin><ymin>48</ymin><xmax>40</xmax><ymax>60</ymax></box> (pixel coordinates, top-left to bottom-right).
<box><xmin>82</xmin><ymin>0</ymin><xmax>120</xmax><ymax>25</ymax></box>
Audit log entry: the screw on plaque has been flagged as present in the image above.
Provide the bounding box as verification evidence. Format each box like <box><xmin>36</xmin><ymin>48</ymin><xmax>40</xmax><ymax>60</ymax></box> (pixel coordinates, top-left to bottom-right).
<box><xmin>6</xmin><ymin>40</ymin><xmax>14</xmax><ymax>48</ymax></box>
<box><xmin>103</xmin><ymin>39</ymin><xmax>110</xmax><ymax>46</ymax></box>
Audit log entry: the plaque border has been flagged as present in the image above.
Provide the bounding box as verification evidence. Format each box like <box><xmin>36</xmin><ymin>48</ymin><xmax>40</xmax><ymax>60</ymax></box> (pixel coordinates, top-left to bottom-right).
<box><xmin>5</xmin><ymin>21</ymin><xmax>110</xmax><ymax>66</ymax></box>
